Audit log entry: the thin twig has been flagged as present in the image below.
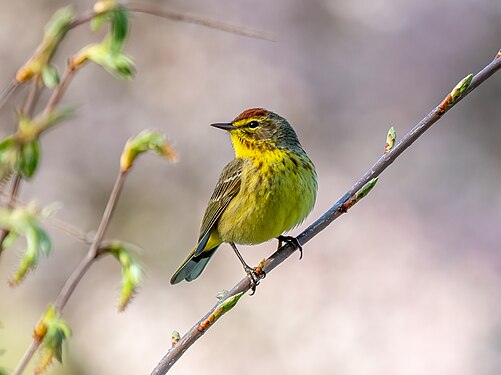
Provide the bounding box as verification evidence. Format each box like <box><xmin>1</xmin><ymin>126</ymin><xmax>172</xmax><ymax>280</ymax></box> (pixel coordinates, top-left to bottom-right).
<box><xmin>0</xmin><ymin>78</ymin><xmax>42</xmax><ymax>255</ymax></box>
<box><xmin>47</xmin><ymin>216</ymin><xmax>92</xmax><ymax>244</ymax></box>
<box><xmin>150</xmin><ymin>51</ymin><xmax>501</xmax><ymax>375</ymax></box>
<box><xmin>11</xmin><ymin>170</ymin><xmax>128</xmax><ymax>375</ymax></box>
<box><xmin>43</xmin><ymin>64</ymin><xmax>76</xmax><ymax>116</ymax></box>
<box><xmin>125</xmin><ymin>2</ymin><xmax>275</xmax><ymax>41</ymax></box>
<box><xmin>53</xmin><ymin>170</ymin><xmax>126</xmax><ymax>310</ymax></box>
<box><xmin>0</xmin><ymin>2</ymin><xmax>271</xmax><ymax>117</ymax></box>
<box><xmin>22</xmin><ymin>78</ymin><xmax>42</xmax><ymax>116</ymax></box>
<box><xmin>0</xmin><ymin>79</ymin><xmax>19</xmax><ymax>112</ymax></box>
<box><xmin>67</xmin><ymin>3</ymin><xmax>273</xmax><ymax>41</ymax></box>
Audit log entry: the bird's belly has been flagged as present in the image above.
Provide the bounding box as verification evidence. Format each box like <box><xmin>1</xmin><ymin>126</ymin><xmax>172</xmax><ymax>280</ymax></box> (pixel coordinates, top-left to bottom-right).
<box><xmin>217</xmin><ymin>160</ymin><xmax>317</xmax><ymax>245</ymax></box>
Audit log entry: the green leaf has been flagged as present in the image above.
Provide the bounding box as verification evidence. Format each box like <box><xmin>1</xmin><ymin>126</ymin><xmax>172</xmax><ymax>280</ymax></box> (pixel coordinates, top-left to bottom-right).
<box><xmin>18</xmin><ymin>140</ymin><xmax>40</xmax><ymax>178</ymax></box>
<box><xmin>44</xmin><ymin>6</ymin><xmax>75</xmax><ymax>40</ymax></box>
<box><xmin>120</xmin><ymin>130</ymin><xmax>177</xmax><ymax>171</ymax></box>
<box><xmin>0</xmin><ymin>137</ymin><xmax>19</xmax><ymax>181</ymax></box>
<box><xmin>78</xmin><ymin>40</ymin><xmax>136</xmax><ymax>80</ymax></box>
<box><xmin>109</xmin><ymin>8</ymin><xmax>129</xmax><ymax>52</ymax></box>
<box><xmin>355</xmin><ymin>178</ymin><xmax>378</xmax><ymax>200</ymax></box>
<box><xmin>41</xmin><ymin>107</ymin><xmax>76</xmax><ymax>131</ymax></box>
<box><xmin>384</xmin><ymin>126</ymin><xmax>396</xmax><ymax>153</ymax></box>
<box><xmin>2</xmin><ymin>231</ymin><xmax>19</xmax><ymax>249</ymax></box>
<box><xmin>450</xmin><ymin>74</ymin><xmax>473</xmax><ymax>102</ymax></box>
<box><xmin>171</xmin><ymin>331</ymin><xmax>181</xmax><ymax>346</ymax></box>
<box><xmin>0</xmin><ymin>206</ymin><xmax>53</xmax><ymax>285</ymax></box>
<box><xmin>41</xmin><ymin>64</ymin><xmax>60</xmax><ymax>88</ymax></box>
<box><xmin>213</xmin><ymin>292</ymin><xmax>244</xmax><ymax>320</ymax></box>
<box><xmin>34</xmin><ymin>225</ymin><xmax>52</xmax><ymax>256</ymax></box>
<box><xmin>101</xmin><ymin>241</ymin><xmax>143</xmax><ymax>311</ymax></box>
<box><xmin>38</xmin><ymin>306</ymin><xmax>71</xmax><ymax>367</ymax></box>
<box><xmin>16</xmin><ymin>6</ymin><xmax>75</xmax><ymax>84</ymax></box>
<box><xmin>90</xmin><ymin>14</ymin><xmax>107</xmax><ymax>32</ymax></box>
<box><xmin>0</xmin><ymin>136</ymin><xmax>16</xmax><ymax>153</ymax></box>
<box><xmin>112</xmin><ymin>53</ymin><xmax>135</xmax><ymax>78</ymax></box>
<box><xmin>45</xmin><ymin>320</ymin><xmax>71</xmax><ymax>363</ymax></box>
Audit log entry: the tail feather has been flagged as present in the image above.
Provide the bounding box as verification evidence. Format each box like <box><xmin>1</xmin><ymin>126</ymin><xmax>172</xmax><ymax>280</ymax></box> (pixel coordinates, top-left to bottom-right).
<box><xmin>170</xmin><ymin>246</ymin><xmax>218</xmax><ymax>284</ymax></box>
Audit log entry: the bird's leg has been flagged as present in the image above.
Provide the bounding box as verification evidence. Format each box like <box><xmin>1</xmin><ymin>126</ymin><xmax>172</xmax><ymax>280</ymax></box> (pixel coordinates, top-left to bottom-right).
<box><xmin>277</xmin><ymin>235</ymin><xmax>303</xmax><ymax>260</ymax></box>
<box><xmin>230</xmin><ymin>242</ymin><xmax>261</xmax><ymax>294</ymax></box>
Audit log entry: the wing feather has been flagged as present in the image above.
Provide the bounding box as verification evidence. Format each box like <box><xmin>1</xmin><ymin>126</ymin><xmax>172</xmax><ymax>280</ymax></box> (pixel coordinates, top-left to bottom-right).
<box><xmin>194</xmin><ymin>158</ymin><xmax>244</xmax><ymax>256</ymax></box>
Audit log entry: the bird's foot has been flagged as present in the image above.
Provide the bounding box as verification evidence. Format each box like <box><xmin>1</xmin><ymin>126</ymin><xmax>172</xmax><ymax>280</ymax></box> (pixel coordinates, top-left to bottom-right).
<box><xmin>277</xmin><ymin>235</ymin><xmax>303</xmax><ymax>259</ymax></box>
<box><xmin>244</xmin><ymin>260</ymin><xmax>266</xmax><ymax>295</ymax></box>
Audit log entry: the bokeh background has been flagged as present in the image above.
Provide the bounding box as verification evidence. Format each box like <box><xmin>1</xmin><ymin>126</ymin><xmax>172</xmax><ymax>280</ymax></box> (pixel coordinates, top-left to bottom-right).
<box><xmin>1</xmin><ymin>0</ymin><xmax>500</xmax><ymax>374</ymax></box>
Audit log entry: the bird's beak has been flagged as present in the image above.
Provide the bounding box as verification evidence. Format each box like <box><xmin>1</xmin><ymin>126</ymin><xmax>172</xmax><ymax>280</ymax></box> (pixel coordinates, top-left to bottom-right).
<box><xmin>211</xmin><ymin>122</ymin><xmax>236</xmax><ymax>131</ymax></box>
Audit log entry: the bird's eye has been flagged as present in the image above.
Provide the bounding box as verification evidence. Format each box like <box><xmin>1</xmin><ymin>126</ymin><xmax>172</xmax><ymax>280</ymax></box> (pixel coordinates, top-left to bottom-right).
<box><xmin>248</xmin><ymin>121</ymin><xmax>259</xmax><ymax>129</ymax></box>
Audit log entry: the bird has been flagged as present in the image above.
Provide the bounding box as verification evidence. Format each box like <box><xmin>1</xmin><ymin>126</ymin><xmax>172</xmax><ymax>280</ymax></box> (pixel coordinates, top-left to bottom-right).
<box><xmin>170</xmin><ymin>108</ymin><xmax>317</xmax><ymax>287</ymax></box>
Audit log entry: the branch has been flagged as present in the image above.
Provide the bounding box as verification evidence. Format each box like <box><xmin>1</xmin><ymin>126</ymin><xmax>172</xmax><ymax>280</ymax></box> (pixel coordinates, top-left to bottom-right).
<box><xmin>150</xmin><ymin>50</ymin><xmax>501</xmax><ymax>375</ymax></box>
<box><xmin>124</xmin><ymin>2</ymin><xmax>274</xmax><ymax>41</ymax></box>
<box><xmin>11</xmin><ymin>169</ymin><xmax>128</xmax><ymax>375</ymax></box>
<box><xmin>11</xmin><ymin>130</ymin><xmax>176</xmax><ymax>374</ymax></box>
<box><xmin>68</xmin><ymin>3</ymin><xmax>273</xmax><ymax>41</ymax></box>
<box><xmin>0</xmin><ymin>3</ymin><xmax>272</xmax><ymax>112</ymax></box>
<box><xmin>0</xmin><ymin>78</ymin><xmax>42</xmax><ymax>256</ymax></box>
<box><xmin>42</xmin><ymin>64</ymin><xmax>76</xmax><ymax>117</ymax></box>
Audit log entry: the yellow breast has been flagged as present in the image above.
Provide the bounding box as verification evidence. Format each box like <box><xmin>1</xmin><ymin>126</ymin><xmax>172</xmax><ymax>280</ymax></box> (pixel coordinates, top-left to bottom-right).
<box><xmin>217</xmin><ymin>149</ymin><xmax>317</xmax><ymax>245</ymax></box>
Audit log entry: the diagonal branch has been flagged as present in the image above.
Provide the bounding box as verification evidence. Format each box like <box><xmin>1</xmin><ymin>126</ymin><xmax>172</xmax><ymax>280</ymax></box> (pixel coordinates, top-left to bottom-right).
<box><xmin>69</xmin><ymin>3</ymin><xmax>274</xmax><ymax>41</ymax></box>
<box><xmin>150</xmin><ymin>50</ymin><xmax>501</xmax><ymax>375</ymax></box>
<box><xmin>11</xmin><ymin>169</ymin><xmax>128</xmax><ymax>375</ymax></box>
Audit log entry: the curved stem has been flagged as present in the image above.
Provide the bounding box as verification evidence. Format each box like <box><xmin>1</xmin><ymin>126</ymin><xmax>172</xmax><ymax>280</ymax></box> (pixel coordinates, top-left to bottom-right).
<box><xmin>11</xmin><ymin>170</ymin><xmax>127</xmax><ymax>375</ymax></box>
<box><xmin>150</xmin><ymin>51</ymin><xmax>501</xmax><ymax>375</ymax></box>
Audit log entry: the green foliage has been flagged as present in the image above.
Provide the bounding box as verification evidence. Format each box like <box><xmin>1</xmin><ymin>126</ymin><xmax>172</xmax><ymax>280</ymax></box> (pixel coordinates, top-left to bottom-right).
<box><xmin>101</xmin><ymin>241</ymin><xmax>144</xmax><ymax>311</ymax></box>
<box><xmin>385</xmin><ymin>126</ymin><xmax>396</xmax><ymax>153</ymax></box>
<box><xmin>450</xmin><ymin>73</ymin><xmax>473</xmax><ymax>102</ymax></box>
<box><xmin>18</xmin><ymin>140</ymin><xmax>41</xmax><ymax>178</ymax></box>
<box><xmin>355</xmin><ymin>178</ymin><xmax>378</xmax><ymax>201</ymax></box>
<box><xmin>41</xmin><ymin>64</ymin><xmax>60</xmax><ymax>88</ymax></box>
<box><xmin>0</xmin><ymin>205</ymin><xmax>52</xmax><ymax>285</ymax></box>
<box><xmin>120</xmin><ymin>130</ymin><xmax>177</xmax><ymax>172</ymax></box>
<box><xmin>15</xmin><ymin>6</ymin><xmax>75</xmax><ymax>84</ymax></box>
<box><xmin>34</xmin><ymin>305</ymin><xmax>72</xmax><ymax>373</ymax></box>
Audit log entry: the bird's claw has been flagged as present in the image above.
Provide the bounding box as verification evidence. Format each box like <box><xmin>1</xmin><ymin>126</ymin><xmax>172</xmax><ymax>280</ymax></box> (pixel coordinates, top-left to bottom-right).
<box><xmin>245</xmin><ymin>265</ymin><xmax>266</xmax><ymax>295</ymax></box>
<box><xmin>277</xmin><ymin>235</ymin><xmax>303</xmax><ymax>259</ymax></box>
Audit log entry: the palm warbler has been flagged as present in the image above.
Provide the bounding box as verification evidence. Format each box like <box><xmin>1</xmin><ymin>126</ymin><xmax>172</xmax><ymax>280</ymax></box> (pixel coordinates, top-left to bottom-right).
<box><xmin>171</xmin><ymin>108</ymin><xmax>317</xmax><ymax>285</ymax></box>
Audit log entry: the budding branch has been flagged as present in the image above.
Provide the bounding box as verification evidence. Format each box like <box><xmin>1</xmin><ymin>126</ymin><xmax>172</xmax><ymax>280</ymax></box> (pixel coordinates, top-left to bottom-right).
<box><xmin>150</xmin><ymin>50</ymin><xmax>501</xmax><ymax>375</ymax></box>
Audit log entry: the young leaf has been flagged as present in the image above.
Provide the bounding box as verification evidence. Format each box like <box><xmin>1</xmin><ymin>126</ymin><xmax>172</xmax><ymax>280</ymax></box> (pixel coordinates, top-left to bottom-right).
<box><xmin>0</xmin><ymin>136</ymin><xmax>19</xmax><ymax>181</ymax></box>
<box><xmin>41</xmin><ymin>64</ymin><xmax>60</xmax><ymax>89</ymax></box>
<box><xmin>0</xmin><ymin>206</ymin><xmax>53</xmax><ymax>285</ymax></box>
<box><xmin>17</xmin><ymin>140</ymin><xmax>41</xmax><ymax>178</ymax></box>
<box><xmin>109</xmin><ymin>8</ymin><xmax>129</xmax><ymax>52</ymax></box>
<box><xmin>384</xmin><ymin>126</ymin><xmax>396</xmax><ymax>153</ymax></box>
<box><xmin>100</xmin><ymin>241</ymin><xmax>144</xmax><ymax>311</ymax></box>
<box><xmin>450</xmin><ymin>74</ymin><xmax>473</xmax><ymax>102</ymax></box>
<box><xmin>34</xmin><ymin>305</ymin><xmax>72</xmax><ymax>374</ymax></box>
<box><xmin>120</xmin><ymin>130</ymin><xmax>177</xmax><ymax>172</ymax></box>
<box><xmin>15</xmin><ymin>6</ymin><xmax>75</xmax><ymax>84</ymax></box>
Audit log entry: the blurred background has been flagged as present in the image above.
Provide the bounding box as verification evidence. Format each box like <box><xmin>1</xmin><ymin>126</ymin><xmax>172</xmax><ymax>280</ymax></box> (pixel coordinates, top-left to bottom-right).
<box><xmin>1</xmin><ymin>0</ymin><xmax>500</xmax><ymax>374</ymax></box>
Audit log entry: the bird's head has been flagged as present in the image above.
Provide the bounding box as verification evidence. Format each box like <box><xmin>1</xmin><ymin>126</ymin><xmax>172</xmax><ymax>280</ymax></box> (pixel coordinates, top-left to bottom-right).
<box><xmin>211</xmin><ymin>108</ymin><xmax>301</xmax><ymax>158</ymax></box>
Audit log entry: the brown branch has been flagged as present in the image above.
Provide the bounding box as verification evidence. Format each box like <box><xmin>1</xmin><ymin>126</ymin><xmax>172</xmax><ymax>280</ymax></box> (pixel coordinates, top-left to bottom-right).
<box><xmin>42</xmin><ymin>64</ymin><xmax>76</xmax><ymax>116</ymax></box>
<box><xmin>125</xmin><ymin>2</ymin><xmax>274</xmax><ymax>41</ymax></box>
<box><xmin>68</xmin><ymin>3</ymin><xmax>273</xmax><ymax>41</ymax></box>
<box><xmin>11</xmin><ymin>169</ymin><xmax>128</xmax><ymax>375</ymax></box>
<box><xmin>0</xmin><ymin>2</ymin><xmax>271</xmax><ymax>116</ymax></box>
<box><xmin>150</xmin><ymin>50</ymin><xmax>501</xmax><ymax>375</ymax></box>
<box><xmin>0</xmin><ymin>78</ymin><xmax>42</xmax><ymax>256</ymax></box>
